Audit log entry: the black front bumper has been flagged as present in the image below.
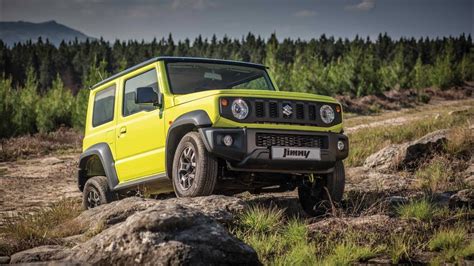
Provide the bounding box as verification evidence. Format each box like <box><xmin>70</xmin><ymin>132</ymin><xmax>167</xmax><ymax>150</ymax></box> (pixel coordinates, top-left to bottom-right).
<box><xmin>199</xmin><ymin>128</ymin><xmax>348</xmax><ymax>174</ymax></box>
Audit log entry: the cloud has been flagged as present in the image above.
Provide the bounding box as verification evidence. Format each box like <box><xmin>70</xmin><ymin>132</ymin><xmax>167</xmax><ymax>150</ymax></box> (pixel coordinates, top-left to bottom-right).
<box><xmin>345</xmin><ymin>0</ymin><xmax>376</xmax><ymax>11</ymax></box>
<box><xmin>294</xmin><ymin>10</ymin><xmax>317</xmax><ymax>18</ymax></box>
<box><xmin>171</xmin><ymin>0</ymin><xmax>217</xmax><ymax>10</ymax></box>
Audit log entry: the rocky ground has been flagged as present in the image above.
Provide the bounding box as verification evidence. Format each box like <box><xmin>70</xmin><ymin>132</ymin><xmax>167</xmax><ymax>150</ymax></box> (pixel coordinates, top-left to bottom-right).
<box><xmin>0</xmin><ymin>97</ymin><xmax>473</xmax><ymax>264</ymax></box>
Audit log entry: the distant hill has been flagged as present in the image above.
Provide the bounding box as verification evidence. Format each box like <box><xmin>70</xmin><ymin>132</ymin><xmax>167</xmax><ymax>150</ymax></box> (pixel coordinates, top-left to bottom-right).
<box><xmin>0</xmin><ymin>20</ymin><xmax>93</xmax><ymax>46</ymax></box>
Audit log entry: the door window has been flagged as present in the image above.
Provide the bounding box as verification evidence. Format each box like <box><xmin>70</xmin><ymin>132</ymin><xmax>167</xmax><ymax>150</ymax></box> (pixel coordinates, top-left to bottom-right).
<box><xmin>92</xmin><ymin>85</ymin><xmax>116</xmax><ymax>127</ymax></box>
<box><xmin>123</xmin><ymin>69</ymin><xmax>159</xmax><ymax>116</ymax></box>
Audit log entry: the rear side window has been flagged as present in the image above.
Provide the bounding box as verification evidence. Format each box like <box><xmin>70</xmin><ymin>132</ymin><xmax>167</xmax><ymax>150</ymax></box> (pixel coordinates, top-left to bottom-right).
<box><xmin>92</xmin><ymin>85</ymin><xmax>116</xmax><ymax>127</ymax></box>
<box><xmin>123</xmin><ymin>69</ymin><xmax>159</xmax><ymax>116</ymax></box>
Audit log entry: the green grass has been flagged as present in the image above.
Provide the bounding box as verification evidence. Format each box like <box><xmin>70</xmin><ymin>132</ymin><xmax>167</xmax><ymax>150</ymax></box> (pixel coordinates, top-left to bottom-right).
<box><xmin>0</xmin><ymin>198</ymin><xmax>83</xmax><ymax>255</ymax></box>
<box><xmin>429</xmin><ymin>227</ymin><xmax>473</xmax><ymax>263</ymax></box>
<box><xmin>429</xmin><ymin>228</ymin><xmax>466</xmax><ymax>251</ymax></box>
<box><xmin>388</xmin><ymin>233</ymin><xmax>413</xmax><ymax>264</ymax></box>
<box><xmin>346</xmin><ymin>108</ymin><xmax>473</xmax><ymax>167</ymax></box>
<box><xmin>320</xmin><ymin>240</ymin><xmax>383</xmax><ymax>265</ymax></box>
<box><xmin>234</xmin><ymin>204</ymin><xmax>474</xmax><ymax>265</ymax></box>
<box><xmin>397</xmin><ymin>199</ymin><xmax>436</xmax><ymax>222</ymax></box>
<box><xmin>415</xmin><ymin>158</ymin><xmax>452</xmax><ymax>193</ymax></box>
<box><xmin>239</xmin><ymin>205</ymin><xmax>284</xmax><ymax>234</ymax></box>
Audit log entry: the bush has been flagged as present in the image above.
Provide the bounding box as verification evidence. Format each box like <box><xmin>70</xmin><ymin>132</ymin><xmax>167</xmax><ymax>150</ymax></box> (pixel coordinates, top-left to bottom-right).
<box><xmin>36</xmin><ymin>75</ymin><xmax>74</xmax><ymax>133</ymax></box>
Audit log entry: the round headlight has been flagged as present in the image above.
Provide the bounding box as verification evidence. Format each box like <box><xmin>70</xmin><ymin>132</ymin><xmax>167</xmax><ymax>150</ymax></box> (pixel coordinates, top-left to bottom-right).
<box><xmin>320</xmin><ymin>105</ymin><xmax>335</xmax><ymax>124</ymax></box>
<box><xmin>231</xmin><ymin>99</ymin><xmax>249</xmax><ymax>120</ymax></box>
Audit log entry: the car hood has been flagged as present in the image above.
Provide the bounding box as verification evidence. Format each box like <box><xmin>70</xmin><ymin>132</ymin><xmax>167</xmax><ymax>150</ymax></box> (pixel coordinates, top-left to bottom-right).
<box><xmin>172</xmin><ymin>89</ymin><xmax>338</xmax><ymax>106</ymax></box>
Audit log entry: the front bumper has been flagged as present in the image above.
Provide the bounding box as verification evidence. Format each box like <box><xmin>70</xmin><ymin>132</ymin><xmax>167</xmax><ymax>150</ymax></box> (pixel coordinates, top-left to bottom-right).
<box><xmin>199</xmin><ymin>127</ymin><xmax>349</xmax><ymax>174</ymax></box>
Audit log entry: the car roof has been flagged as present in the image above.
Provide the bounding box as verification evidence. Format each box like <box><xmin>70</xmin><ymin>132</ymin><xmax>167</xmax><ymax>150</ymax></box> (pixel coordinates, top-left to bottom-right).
<box><xmin>90</xmin><ymin>56</ymin><xmax>268</xmax><ymax>90</ymax></box>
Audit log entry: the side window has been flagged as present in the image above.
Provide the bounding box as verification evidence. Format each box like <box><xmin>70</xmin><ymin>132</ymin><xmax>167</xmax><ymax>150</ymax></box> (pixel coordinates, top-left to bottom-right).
<box><xmin>92</xmin><ymin>85</ymin><xmax>116</xmax><ymax>127</ymax></box>
<box><xmin>123</xmin><ymin>69</ymin><xmax>159</xmax><ymax>116</ymax></box>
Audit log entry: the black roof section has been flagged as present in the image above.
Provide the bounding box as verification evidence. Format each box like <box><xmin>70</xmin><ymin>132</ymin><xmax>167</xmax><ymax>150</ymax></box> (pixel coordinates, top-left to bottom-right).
<box><xmin>90</xmin><ymin>56</ymin><xmax>268</xmax><ymax>90</ymax></box>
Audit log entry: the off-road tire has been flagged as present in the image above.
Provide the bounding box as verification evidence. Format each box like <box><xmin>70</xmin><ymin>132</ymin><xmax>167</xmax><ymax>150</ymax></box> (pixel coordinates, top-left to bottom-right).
<box><xmin>82</xmin><ymin>175</ymin><xmax>115</xmax><ymax>210</ymax></box>
<box><xmin>172</xmin><ymin>131</ymin><xmax>218</xmax><ymax>197</ymax></box>
<box><xmin>298</xmin><ymin>161</ymin><xmax>345</xmax><ymax>216</ymax></box>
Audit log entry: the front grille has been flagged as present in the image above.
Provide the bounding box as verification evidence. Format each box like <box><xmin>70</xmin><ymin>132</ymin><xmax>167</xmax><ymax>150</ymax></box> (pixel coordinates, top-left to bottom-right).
<box><xmin>219</xmin><ymin>97</ymin><xmax>342</xmax><ymax>127</ymax></box>
<box><xmin>255</xmin><ymin>101</ymin><xmax>265</xmax><ymax>117</ymax></box>
<box><xmin>256</xmin><ymin>133</ymin><xmax>326</xmax><ymax>148</ymax></box>
<box><xmin>269</xmin><ymin>102</ymin><xmax>278</xmax><ymax>118</ymax></box>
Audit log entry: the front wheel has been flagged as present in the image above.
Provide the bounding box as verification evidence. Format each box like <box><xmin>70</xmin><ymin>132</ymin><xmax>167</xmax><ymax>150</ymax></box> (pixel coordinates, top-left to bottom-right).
<box><xmin>82</xmin><ymin>175</ymin><xmax>115</xmax><ymax>209</ymax></box>
<box><xmin>298</xmin><ymin>161</ymin><xmax>345</xmax><ymax>216</ymax></box>
<box><xmin>172</xmin><ymin>132</ymin><xmax>218</xmax><ymax>197</ymax></box>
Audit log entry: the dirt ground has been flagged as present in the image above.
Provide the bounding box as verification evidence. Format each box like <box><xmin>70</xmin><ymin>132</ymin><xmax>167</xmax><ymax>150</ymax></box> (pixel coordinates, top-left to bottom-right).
<box><xmin>0</xmin><ymin>98</ymin><xmax>473</xmax><ymax>226</ymax></box>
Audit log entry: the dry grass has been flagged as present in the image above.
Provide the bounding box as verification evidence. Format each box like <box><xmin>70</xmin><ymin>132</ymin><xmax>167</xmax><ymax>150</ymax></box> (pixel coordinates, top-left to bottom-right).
<box><xmin>346</xmin><ymin>107</ymin><xmax>473</xmax><ymax>167</ymax></box>
<box><xmin>0</xmin><ymin>198</ymin><xmax>83</xmax><ymax>255</ymax></box>
<box><xmin>0</xmin><ymin>127</ymin><xmax>82</xmax><ymax>162</ymax></box>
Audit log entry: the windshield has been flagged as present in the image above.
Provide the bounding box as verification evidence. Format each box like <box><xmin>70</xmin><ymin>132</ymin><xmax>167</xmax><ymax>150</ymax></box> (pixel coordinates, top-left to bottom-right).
<box><xmin>166</xmin><ymin>62</ymin><xmax>275</xmax><ymax>94</ymax></box>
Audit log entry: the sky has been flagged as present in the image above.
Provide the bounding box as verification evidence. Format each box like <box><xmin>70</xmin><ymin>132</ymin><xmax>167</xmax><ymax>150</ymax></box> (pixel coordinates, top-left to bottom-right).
<box><xmin>0</xmin><ymin>0</ymin><xmax>472</xmax><ymax>41</ymax></box>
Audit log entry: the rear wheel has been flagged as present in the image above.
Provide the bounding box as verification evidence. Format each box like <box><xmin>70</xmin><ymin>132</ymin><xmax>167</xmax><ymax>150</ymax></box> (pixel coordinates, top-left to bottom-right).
<box><xmin>298</xmin><ymin>161</ymin><xmax>345</xmax><ymax>216</ymax></box>
<box><xmin>172</xmin><ymin>132</ymin><xmax>218</xmax><ymax>197</ymax></box>
<box><xmin>82</xmin><ymin>176</ymin><xmax>115</xmax><ymax>209</ymax></box>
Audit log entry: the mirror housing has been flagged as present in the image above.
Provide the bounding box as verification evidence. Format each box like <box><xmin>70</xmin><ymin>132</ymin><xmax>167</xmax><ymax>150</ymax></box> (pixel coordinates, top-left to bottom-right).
<box><xmin>135</xmin><ymin>87</ymin><xmax>161</xmax><ymax>106</ymax></box>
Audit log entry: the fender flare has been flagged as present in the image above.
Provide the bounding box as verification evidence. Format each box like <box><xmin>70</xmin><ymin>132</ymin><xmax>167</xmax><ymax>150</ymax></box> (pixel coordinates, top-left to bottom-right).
<box><xmin>165</xmin><ymin>110</ymin><xmax>212</xmax><ymax>178</ymax></box>
<box><xmin>78</xmin><ymin>143</ymin><xmax>119</xmax><ymax>191</ymax></box>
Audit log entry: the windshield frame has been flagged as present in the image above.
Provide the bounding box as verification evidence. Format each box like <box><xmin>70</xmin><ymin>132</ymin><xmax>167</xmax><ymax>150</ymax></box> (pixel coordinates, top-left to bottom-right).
<box><xmin>164</xmin><ymin>61</ymin><xmax>275</xmax><ymax>95</ymax></box>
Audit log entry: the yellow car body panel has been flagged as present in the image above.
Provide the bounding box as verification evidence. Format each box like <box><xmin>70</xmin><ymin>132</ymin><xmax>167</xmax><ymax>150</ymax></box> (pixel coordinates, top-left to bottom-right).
<box><xmin>82</xmin><ymin>58</ymin><xmax>345</xmax><ymax>188</ymax></box>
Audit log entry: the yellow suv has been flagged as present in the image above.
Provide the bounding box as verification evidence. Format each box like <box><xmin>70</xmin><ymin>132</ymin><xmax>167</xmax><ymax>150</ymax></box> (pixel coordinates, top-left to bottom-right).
<box><xmin>78</xmin><ymin>57</ymin><xmax>349</xmax><ymax>216</ymax></box>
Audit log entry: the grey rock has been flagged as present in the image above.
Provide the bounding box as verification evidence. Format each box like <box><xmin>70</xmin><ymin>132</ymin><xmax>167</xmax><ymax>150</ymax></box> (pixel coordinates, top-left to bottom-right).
<box><xmin>387</xmin><ymin>195</ymin><xmax>409</xmax><ymax>207</ymax></box>
<box><xmin>466</xmin><ymin>175</ymin><xmax>474</xmax><ymax>187</ymax></box>
<box><xmin>162</xmin><ymin>195</ymin><xmax>247</xmax><ymax>224</ymax></box>
<box><xmin>363</xmin><ymin>144</ymin><xmax>401</xmax><ymax>171</ymax></box>
<box><xmin>346</xmin><ymin>167</ymin><xmax>413</xmax><ymax>193</ymax></box>
<box><xmin>363</xmin><ymin>129</ymin><xmax>449</xmax><ymax>171</ymax></box>
<box><xmin>68</xmin><ymin>203</ymin><xmax>259</xmax><ymax>265</ymax></box>
<box><xmin>72</xmin><ymin>195</ymin><xmax>247</xmax><ymax>233</ymax></box>
<box><xmin>10</xmin><ymin>245</ymin><xmax>71</xmax><ymax>263</ymax></box>
<box><xmin>0</xmin><ymin>256</ymin><xmax>10</xmax><ymax>264</ymax></box>
<box><xmin>449</xmin><ymin>189</ymin><xmax>473</xmax><ymax>208</ymax></box>
<box><xmin>71</xmin><ymin>197</ymin><xmax>159</xmax><ymax>232</ymax></box>
<box><xmin>13</xmin><ymin>196</ymin><xmax>256</xmax><ymax>265</ymax></box>
<box><xmin>401</xmin><ymin>129</ymin><xmax>449</xmax><ymax>168</ymax></box>
<box><xmin>40</xmin><ymin>157</ymin><xmax>64</xmax><ymax>165</ymax></box>
<box><xmin>432</xmin><ymin>192</ymin><xmax>454</xmax><ymax>207</ymax></box>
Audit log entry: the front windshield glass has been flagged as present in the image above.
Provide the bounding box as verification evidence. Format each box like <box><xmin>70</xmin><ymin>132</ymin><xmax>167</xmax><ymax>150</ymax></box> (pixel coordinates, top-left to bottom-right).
<box><xmin>166</xmin><ymin>62</ymin><xmax>275</xmax><ymax>94</ymax></box>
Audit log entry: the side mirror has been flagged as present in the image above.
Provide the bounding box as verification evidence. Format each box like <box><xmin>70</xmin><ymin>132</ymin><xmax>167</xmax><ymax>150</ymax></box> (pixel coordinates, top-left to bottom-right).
<box><xmin>135</xmin><ymin>87</ymin><xmax>161</xmax><ymax>106</ymax></box>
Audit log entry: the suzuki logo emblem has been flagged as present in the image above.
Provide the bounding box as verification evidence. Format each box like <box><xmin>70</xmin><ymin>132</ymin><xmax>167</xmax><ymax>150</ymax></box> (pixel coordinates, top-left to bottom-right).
<box><xmin>282</xmin><ymin>104</ymin><xmax>293</xmax><ymax>116</ymax></box>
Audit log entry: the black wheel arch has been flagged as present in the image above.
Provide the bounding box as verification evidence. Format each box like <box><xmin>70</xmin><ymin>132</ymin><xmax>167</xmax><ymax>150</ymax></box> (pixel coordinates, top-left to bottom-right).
<box><xmin>78</xmin><ymin>143</ymin><xmax>119</xmax><ymax>191</ymax></box>
<box><xmin>166</xmin><ymin>110</ymin><xmax>212</xmax><ymax>179</ymax></box>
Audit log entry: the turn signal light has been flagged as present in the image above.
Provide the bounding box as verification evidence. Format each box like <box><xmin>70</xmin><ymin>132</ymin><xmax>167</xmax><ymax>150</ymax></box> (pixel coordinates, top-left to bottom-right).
<box><xmin>220</xmin><ymin>98</ymin><xmax>229</xmax><ymax>107</ymax></box>
<box><xmin>335</xmin><ymin>105</ymin><xmax>341</xmax><ymax>113</ymax></box>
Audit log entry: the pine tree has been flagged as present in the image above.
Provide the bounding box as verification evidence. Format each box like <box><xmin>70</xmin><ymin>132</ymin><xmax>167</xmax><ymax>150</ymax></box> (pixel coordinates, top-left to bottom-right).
<box><xmin>72</xmin><ymin>56</ymin><xmax>109</xmax><ymax>130</ymax></box>
<box><xmin>36</xmin><ymin>74</ymin><xmax>73</xmax><ymax>132</ymax></box>
<box><xmin>12</xmin><ymin>66</ymin><xmax>40</xmax><ymax>134</ymax></box>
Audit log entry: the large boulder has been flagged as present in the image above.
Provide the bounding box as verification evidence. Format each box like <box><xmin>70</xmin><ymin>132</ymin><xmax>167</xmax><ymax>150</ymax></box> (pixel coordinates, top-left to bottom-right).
<box><xmin>363</xmin><ymin>129</ymin><xmax>449</xmax><ymax>171</ymax></box>
<box><xmin>71</xmin><ymin>195</ymin><xmax>247</xmax><ymax>233</ymax></box>
<box><xmin>10</xmin><ymin>245</ymin><xmax>71</xmax><ymax>263</ymax></box>
<box><xmin>10</xmin><ymin>196</ymin><xmax>258</xmax><ymax>265</ymax></box>
<box><xmin>68</xmin><ymin>203</ymin><xmax>259</xmax><ymax>265</ymax></box>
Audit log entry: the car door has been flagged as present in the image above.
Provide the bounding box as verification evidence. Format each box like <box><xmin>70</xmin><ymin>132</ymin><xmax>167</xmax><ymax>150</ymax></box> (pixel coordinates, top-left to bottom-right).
<box><xmin>114</xmin><ymin>65</ymin><xmax>166</xmax><ymax>182</ymax></box>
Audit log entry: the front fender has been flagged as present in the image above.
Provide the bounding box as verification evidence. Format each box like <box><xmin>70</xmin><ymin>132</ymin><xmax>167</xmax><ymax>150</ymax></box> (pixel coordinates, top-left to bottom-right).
<box><xmin>165</xmin><ymin>110</ymin><xmax>212</xmax><ymax>178</ymax></box>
